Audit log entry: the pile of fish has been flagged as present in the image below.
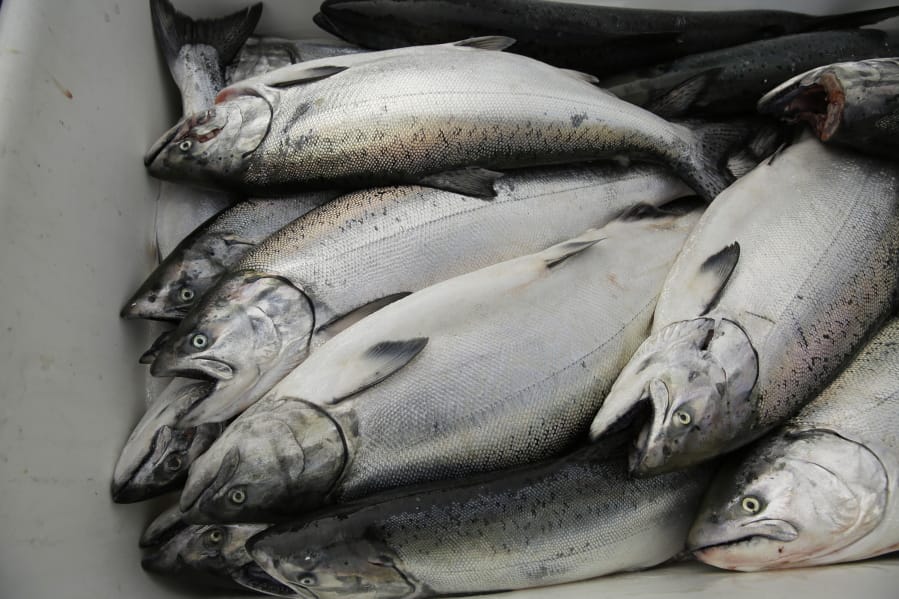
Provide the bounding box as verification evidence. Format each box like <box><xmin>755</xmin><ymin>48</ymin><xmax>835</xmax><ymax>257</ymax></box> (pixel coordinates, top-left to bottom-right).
<box><xmin>114</xmin><ymin>0</ymin><xmax>899</xmax><ymax>596</ymax></box>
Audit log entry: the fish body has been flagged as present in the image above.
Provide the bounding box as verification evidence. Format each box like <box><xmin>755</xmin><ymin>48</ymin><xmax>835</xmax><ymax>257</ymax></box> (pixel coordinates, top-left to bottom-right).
<box><xmin>314</xmin><ymin>0</ymin><xmax>899</xmax><ymax>77</ymax></box>
<box><xmin>689</xmin><ymin>318</ymin><xmax>899</xmax><ymax>571</ymax></box>
<box><xmin>246</xmin><ymin>448</ymin><xmax>709</xmax><ymax>598</ymax></box>
<box><xmin>759</xmin><ymin>57</ymin><xmax>899</xmax><ymax>159</ymax></box>
<box><xmin>150</xmin><ymin>163</ymin><xmax>695</xmax><ymax>427</ymax></box>
<box><xmin>226</xmin><ymin>36</ymin><xmax>366</xmax><ymax>83</ymax></box>
<box><xmin>610</xmin><ymin>30</ymin><xmax>899</xmax><ymax>118</ymax></box>
<box><xmin>589</xmin><ymin>137</ymin><xmax>899</xmax><ymax>475</ymax></box>
<box><xmin>121</xmin><ymin>193</ymin><xmax>336</xmax><ymax>321</ymax></box>
<box><xmin>178</xmin><ymin>206</ymin><xmax>702</xmax><ymax>523</ymax></box>
<box><xmin>148</xmin><ymin>0</ymin><xmax>260</xmax><ymax>257</ymax></box>
<box><xmin>146</xmin><ymin>39</ymin><xmax>767</xmax><ymax>202</ymax></box>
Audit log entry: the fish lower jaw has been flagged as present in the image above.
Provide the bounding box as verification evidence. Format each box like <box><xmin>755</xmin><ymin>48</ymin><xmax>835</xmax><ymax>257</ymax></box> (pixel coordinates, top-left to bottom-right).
<box><xmin>235</xmin><ymin>562</ymin><xmax>300</xmax><ymax>597</ymax></box>
<box><xmin>691</xmin><ymin>534</ymin><xmax>797</xmax><ymax>571</ymax></box>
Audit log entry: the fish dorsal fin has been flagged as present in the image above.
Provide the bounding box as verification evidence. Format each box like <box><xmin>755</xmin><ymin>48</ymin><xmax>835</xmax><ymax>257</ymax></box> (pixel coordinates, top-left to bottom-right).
<box><xmin>646</xmin><ymin>68</ymin><xmax>723</xmax><ymax>118</ymax></box>
<box><xmin>316</xmin><ymin>293</ymin><xmax>413</xmax><ymax>341</ymax></box>
<box><xmin>697</xmin><ymin>243</ymin><xmax>740</xmax><ymax>315</ymax></box>
<box><xmin>452</xmin><ymin>36</ymin><xmax>516</xmax><ymax>51</ymax></box>
<box><xmin>327</xmin><ymin>337</ymin><xmax>429</xmax><ymax>404</ymax></box>
<box><xmin>417</xmin><ymin>167</ymin><xmax>504</xmax><ymax>199</ymax></box>
<box><xmin>560</xmin><ymin>69</ymin><xmax>600</xmax><ymax>85</ymax></box>
<box><xmin>542</xmin><ymin>228</ymin><xmax>605</xmax><ymax>269</ymax></box>
<box><xmin>216</xmin><ymin>65</ymin><xmax>348</xmax><ymax>102</ymax></box>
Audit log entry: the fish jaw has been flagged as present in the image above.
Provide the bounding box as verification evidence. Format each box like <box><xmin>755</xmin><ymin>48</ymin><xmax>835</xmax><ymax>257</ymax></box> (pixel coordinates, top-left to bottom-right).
<box><xmin>233</xmin><ymin>561</ymin><xmax>303</xmax><ymax>598</ymax></box>
<box><xmin>691</xmin><ymin>522</ymin><xmax>801</xmax><ymax>572</ymax></box>
<box><xmin>758</xmin><ymin>68</ymin><xmax>845</xmax><ymax>142</ymax></box>
<box><xmin>591</xmin><ymin>318</ymin><xmax>759</xmax><ymax>475</ymax></box>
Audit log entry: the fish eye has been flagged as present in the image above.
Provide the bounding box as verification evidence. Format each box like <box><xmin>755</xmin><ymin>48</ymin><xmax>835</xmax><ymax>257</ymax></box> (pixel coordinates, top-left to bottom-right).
<box><xmin>741</xmin><ymin>496</ymin><xmax>762</xmax><ymax>514</ymax></box>
<box><xmin>179</xmin><ymin>140</ymin><xmax>192</xmax><ymax>152</ymax></box>
<box><xmin>298</xmin><ymin>573</ymin><xmax>318</xmax><ymax>586</ymax></box>
<box><xmin>673</xmin><ymin>410</ymin><xmax>692</xmax><ymax>426</ymax></box>
<box><xmin>190</xmin><ymin>333</ymin><xmax>208</xmax><ymax>350</ymax></box>
<box><xmin>179</xmin><ymin>288</ymin><xmax>195</xmax><ymax>303</ymax></box>
<box><xmin>205</xmin><ymin>527</ymin><xmax>224</xmax><ymax>546</ymax></box>
<box><xmin>228</xmin><ymin>487</ymin><xmax>246</xmax><ymax>505</ymax></box>
<box><xmin>163</xmin><ymin>454</ymin><xmax>183</xmax><ymax>471</ymax></box>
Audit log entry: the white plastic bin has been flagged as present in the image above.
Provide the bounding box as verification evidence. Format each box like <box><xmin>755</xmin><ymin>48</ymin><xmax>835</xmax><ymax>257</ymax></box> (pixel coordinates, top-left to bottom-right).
<box><xmin>0</xmin><ymin>0</ymin><xmax>897</xmax><ymax>597</ymax></box>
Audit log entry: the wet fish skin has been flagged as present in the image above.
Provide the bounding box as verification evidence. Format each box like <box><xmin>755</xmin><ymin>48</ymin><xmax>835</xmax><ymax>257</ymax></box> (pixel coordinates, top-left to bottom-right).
<box><xmin>314</xmin><ymin>0</ymin><xmax>899</xmax><ymax>77</ymax></box>
<box><xmin>245</xmin><ymin>449</ymin><xmax>710</xmax><ymax>598</ymax></box>
<box><xmin>149</xmin><ymin>162</ymin><xmax>696</xmax><ymax>428</ymax></box>
<box><xmin>589</xmin><ymin>137</ymin><xmax>899</xmax><ymax>476</ymax></box>
<box><xmin>610</xmin><ymin>30</ymin><xmax>899</xmax><ymax>118</ymax></box>
<box><xmin>178</xmin><ymin>207</ymin><xmax>702</xmax><ymax>523</ymax></box>
<box><xmin>689</xmin><ymin>318</ymin><xmax>899</xmax><ymax>571</ymax></box>
<box><xmin>145</xmin><ymin>39</ymin><xmax>766</xmax><ymax>202</ymax></box>
<box><xmin>226</xmin><ymin>36</ymin><xmax>366</xmax><ymax>83</ymax></box>
<box><xmin>759</xmin><ymin>57</ymin><xmax>899</xmax><ymax>160</ymax></box>
<box><xmin>121</xmin><ymin>193</ymin><xmax>336</xmax><ymax>322</ymax></box>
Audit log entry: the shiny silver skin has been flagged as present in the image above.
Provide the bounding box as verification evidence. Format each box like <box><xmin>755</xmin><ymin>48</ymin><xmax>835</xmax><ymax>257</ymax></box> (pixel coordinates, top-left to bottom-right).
<box><xmin>689</xmin><ymin>318</ymin><xmax>899</xmax><ymax>571</ymax></box>
<box><xmin>759</xmin><ymin>57</ymin><xmax>899</xmax><ymax>160</ymax></box>
<box><xmin>246</xmin><ymin>448</ymin><xmax>710</xmax><ymax>598</ymax></box>
<box><xmin>121</xmin><ymin>194</ymin><xmax>335</xmax><ymax>321</ymax></box>
<box><xmin>226</xmin><ymin>36</ymin><xmax>366</xmax><ymax>83</ymax></box>
<box><xmin>178</xmin><ymin>207</ymin><xmax>702</xmax><ymax>523</ymax></box>
<box><xmin>150</xmin><ymin>163</ymin><xmax>695</xmax><ymax>428</ymax></box>
<box><xmin>590</xmin><ymin>136</ymin><xmax>899</xmax><ymax>476</ymax></box>
<box><xmin>145</xmin><ymin>39</ymin><xmax>766</xmax><ymax>202</ymax></box>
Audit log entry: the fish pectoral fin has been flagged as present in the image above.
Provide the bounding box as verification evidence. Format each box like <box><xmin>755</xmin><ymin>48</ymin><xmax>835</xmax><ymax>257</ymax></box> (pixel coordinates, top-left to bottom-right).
<box><xmin>541</xmin><ymin>228</ymin><xmax>606</xmax><ymax>269</ymax></box>
<box><xmin>265</xmin><ymin>65</ymin><xmax>350</xmax><ymax>89</ymax></box>
<box><xmin>691</xmin><ymin>243</ymin><xmax>741</xmax><ymax>316</ymax></box>
<box><xmin>329</xmin><ymin>338</ymin><xmax>429</xmax><ymax>404</ymax></box>
<box><xmin>417</xmin><ymin>167</ymin><xmax>503</xmax><ymax>199</ymax></box>
<box><xmin>645</xmin><ymin>68</ymin><xmax>723</xmax><ymax>118</ymax></box>
<box><xmin>216</xmin><ymin>65</ymin><xmax>349</xmax><ymax>103</ymax></box>
<box><xmin>316</xmin><ymin>293</ymin><xmax>413</xmax><ymax>340</ymax></box>
<box><xmin>219</xmin><ymin>233</ymin><xmax>257</xmax><ymax>247</ymax></box>
<box><xmin>452</xmin><ymin>36</ymin><xmax>517</xmax><ymax>51</ymax></box>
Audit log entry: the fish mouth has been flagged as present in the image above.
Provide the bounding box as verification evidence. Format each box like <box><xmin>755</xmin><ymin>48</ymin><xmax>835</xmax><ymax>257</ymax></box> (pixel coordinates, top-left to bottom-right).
<box><xmin>763</xmin><ymin>73</ymin><xmax>845</xmax><ymax>142</ymax></box>
<box><xmin>145</xmin><ymin>117</ymin><xmax>190</xmax><ymax>167</ymax></box>
<box><xmin>150</xmin><ymin>352</ymin><xmax>232</xmax><ymax>381</ymax></box>
<box><xmin>690</xmin><ymin>519</ymin><xmax>799</xmax><ymax>556</ymax></box>
<box><xmin>234</xmin><ymin>562</ymin><xmax>302</xmax><ymax>597</ymax></box>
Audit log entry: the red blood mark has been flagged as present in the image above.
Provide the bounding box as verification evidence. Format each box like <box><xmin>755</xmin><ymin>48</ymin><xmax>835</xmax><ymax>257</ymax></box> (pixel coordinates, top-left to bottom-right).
<box><xmin>51</xmin><ymin>76</ymin><xmax>73</xmax><ymax>99</ymax></box>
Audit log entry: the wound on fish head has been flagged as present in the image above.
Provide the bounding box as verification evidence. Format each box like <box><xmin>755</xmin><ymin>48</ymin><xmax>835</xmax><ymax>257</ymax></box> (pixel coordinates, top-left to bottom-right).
<box><xmin>145</xmin><ymin>95</ymin><xmax>270</xmax><ymax>189</ymax></box>
<box><xmin>689</xmin><ymin>430</ymin><xmax>888</xmax><ymax>571</ymax></box>
<box><xmin>248</xmin><ymin>517</ymin><xmax>415</xmax><ymax>599</ymax></box>
<box><xmin>590</xmin><ymin>318</ymin><xmax>758</xmax><ymax>476</ymax></box>
<box><xmin>180</xmin><ymin>400</ymin><xmax>345</xmax><ymax>524</ymax></box>
<box><xmin>758</xmin><ymin>67</ymin><xmax>846</xmax><ymax>142</ymax></box>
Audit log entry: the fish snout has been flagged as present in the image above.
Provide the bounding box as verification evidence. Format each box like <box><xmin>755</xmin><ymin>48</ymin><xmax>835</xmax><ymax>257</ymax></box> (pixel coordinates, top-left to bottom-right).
<box><xmin>180</xmin><ymin>446</ymin><xmax>240</xmax><ymax>521</ymax></box>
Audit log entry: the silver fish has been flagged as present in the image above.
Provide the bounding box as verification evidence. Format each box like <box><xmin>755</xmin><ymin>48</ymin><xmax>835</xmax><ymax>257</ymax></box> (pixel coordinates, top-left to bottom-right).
<box><xmin>245</xmin><ymin>448</ymin><xmax>709</xmax><ymax>598</ymax></box>
<box><xmin>138</xmin><ymin>505</ymin><xmax>291</xmax><ymax>596</ymax></box>
<box><xmin>226</xmin><ymin>36</ymin><xmax>366</xmax><ymax>83</ymax></box>
<box><xmin>111</xmin><ymin>377</ymin><xmax>221</xmax><ymax>503</ymax></box>
<box><xmin>759</xmin><ymin>57</ymin><xmax>899</xmax><ymax>160</ymax></box>
<box><xmin>148</xmin><ymin>0</ymin><xmax>259</xmax><ymax>258</ymax></box>
<box><xmin>121</xmin><ymin>194</ymin><xmax>336</xmax><ymax>321</ymax></box>
<box><xmin>178</xmin><ymin>205</ymin><xmax>701</xmax><ymax>523</ymax></box>
<box><xmin>589</xmin><ymin>136</ymin><xmax>899</xmax><ymax>476</ymax></box>
<box><xmin>144</xmin><ymin>37</ymin><xmax>765</xmax><ymax>202</ymax></box>
<box><xmin>689</xmin><ymin>318</ymin><xmax>899</xmax><ymax>571</ymax></box>
<box><xmin>150</xmin><ymin>163</ymin><xmax>695</xmax><ymax>427</ymax></box>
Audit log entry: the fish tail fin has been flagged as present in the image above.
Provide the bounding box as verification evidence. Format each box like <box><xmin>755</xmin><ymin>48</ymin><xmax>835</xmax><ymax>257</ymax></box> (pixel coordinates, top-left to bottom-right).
<box><xmin>810</xmin><ymin>6</ymin><xmax>899</xmax><ymax>30</ymax></box>
<box><xmin>150</xmin><ymin>0</ymin><xmax>263</xmax><ymax>69</ymax></box>
<box><xmin>678</xmin><ymin>118</ymin><xmax>783</xmax><ymax>202</ymax></box>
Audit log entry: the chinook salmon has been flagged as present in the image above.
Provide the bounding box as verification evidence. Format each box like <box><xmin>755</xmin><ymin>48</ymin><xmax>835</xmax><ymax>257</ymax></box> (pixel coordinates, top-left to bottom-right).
<box><xmin>177</xmin><ymin>205</ymin><xmax>702</xmax><ymax>523</ymax></box>
<box><xmin>589</xmin><ymin>136</ymin><xmax>899</xmax><ymax>476</ymax></box>
<box><xmin>689</xmin><ymin>318</ymin><xmax>899</xmax><ymax>571</ymax></box>
<box><xmin>144</xmin><ymin>37</ymin><xmax>769</xmax><ymax>202</ymax></box>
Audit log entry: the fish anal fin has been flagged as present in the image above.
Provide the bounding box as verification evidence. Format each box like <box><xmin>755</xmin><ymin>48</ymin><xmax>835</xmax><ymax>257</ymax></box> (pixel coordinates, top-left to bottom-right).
<box><xmin>330</xmin><ymin>338</ymin><xmax>429</xmax><ymax>404</ymax></box>
<box><xmin>697</xmin><ymin>242</ymin><xmax>740</xmax><ymax>315</ymax></box>
<box><xmin>453</xmin><ymin>36</ymin><xmax>516</xmax><ymax>51</ymax></box>
<box><xmin>316</xmin><ymin>293</ymin><xmax>413</xmax><ymax>340</ymax></box>
<box><xmin>417</xmin><ymin>167</ymin><xmax>503</xmax><ymax>199</ymax></box>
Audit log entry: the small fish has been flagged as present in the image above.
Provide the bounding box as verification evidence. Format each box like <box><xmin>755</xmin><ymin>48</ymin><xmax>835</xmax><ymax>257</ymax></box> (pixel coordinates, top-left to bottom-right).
<box><xmin>138</xmin><ymin>505</ymin><xmax>292</xmax><ymax>596</ymax></box>
<box><xmin>589</xmin><ymin>136</ymin><xmax>899</xmax><ymax>476</ymax></box>
<box><xmin>759</xmin><ymin>57</ymin><xmax>899</xmax><ymax>160</ymax></box>
<box><xmin>177</xmin><ymin>205</ymin><xmax>701</xmax><ymax>523</ymax></box>
<box><xmin>145</xmin><ymin>37</ymin><xmax>768</xmax><ymax>202</ymax></box>
<box><xmin>226</xmin><ymin>36</ymin><xmax>366</xmax><ymax>84</ymax></box>
<box><xmin>111</xmin><ymin>378</ymin><xmax>222</xmax><ymax>503</ymax></box>
<box><xmin>244</xmin><ymin>447</ymin><xmax>710</xmax><ymax>598</ymax></box>
<box><xmin>314</xmin><ymin>0</ymin><xmax>899</xmax><ymax>77</ymax></box>
<box><xmin>121</xmin><ymin>194</ymin><xmax>336</xmax><ymax>321</ymax></box>
<box><xmin>609</xmin><ymin>30</ymin><xmax>899</xmax><ymax>118</ymax></box>
<box><xmin>689</xmin><ymin>318</ymin><xmax>899</xmax><ymax>571</ymax></box>
<box><xmin>148</xmin><ymin>163</ymin><xmax>700</xmax><ymax>427</ymax></box>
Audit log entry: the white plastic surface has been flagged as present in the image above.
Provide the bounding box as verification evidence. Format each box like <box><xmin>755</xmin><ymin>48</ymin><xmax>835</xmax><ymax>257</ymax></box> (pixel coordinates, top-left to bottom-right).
<box><xmin>0</xmin><ymin>1</ymin><xmax>896</xmax><ymax>597</ymax></box>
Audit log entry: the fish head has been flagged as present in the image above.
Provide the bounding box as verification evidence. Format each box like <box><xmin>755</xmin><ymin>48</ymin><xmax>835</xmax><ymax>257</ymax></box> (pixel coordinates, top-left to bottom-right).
<box><xmin>112</xmin><ymin>381</ymin><xmax>220</xmax><ymax>503</ymax></box>
<box><xmin>247</xmin><ymin>520</ymin><xmax>415</xmax><ymax>599</ymax></box>
<box><xmin>590</xmin><ymin>318</ymin><xmax>759</xmax><ymax>476</ymax></box>
<box><xmin>121</xmin><ymin>233</ymin><xmax>251</xmax><ymax>321</ymax></box>
<box><xmin>145</xmin><ymin>95</ymin><xmax>271</xmax><ymax>188</ymax></box>
<box><xmin>139</xmin><ymin>505</ymin><xmax>194</xmax><ymax>574</ymax></box>
<box><xmin>150</xmin><ymin>270</ymin><xmax>312</xmax><ymax>385</ymax></box>
<box><xmin>688</xmin><ymin>430</ymin><xmax>889</xmax><ymax>571</ymax></box>
<box><xmin>180</xmin><ymin>400</ymin><xmax>345</xmax><ymax>524</ymax></box>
